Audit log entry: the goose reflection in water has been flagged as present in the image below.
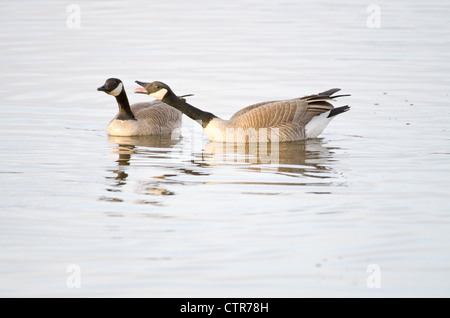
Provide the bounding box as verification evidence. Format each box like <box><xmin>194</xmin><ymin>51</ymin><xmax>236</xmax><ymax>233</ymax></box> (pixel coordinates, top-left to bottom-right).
<box><xmin>102</xmin><ymin>134</ymin><xmax>344</xmax><ymax>204</ymax></box>
<box><xmin>200</xmin><ymin>138</ymin><xmax>342</xmax><ymax>182</ymax></box>
<box><xmin>101</xmin><ymin>135</ymin><xmax>181</xmax><ymax>204</ymax></box>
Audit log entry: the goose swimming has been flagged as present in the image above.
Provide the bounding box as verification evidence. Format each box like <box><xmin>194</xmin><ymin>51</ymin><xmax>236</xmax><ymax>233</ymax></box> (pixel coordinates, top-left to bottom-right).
<box><xmin>97</xmin><ymin>78</ymin><xmax>182</xmax><ymax>136</ymax></box>
<box><xmin>135</xmin><ymin>80</ymin><xmax>349</xmax><ymax>142</ymax></box>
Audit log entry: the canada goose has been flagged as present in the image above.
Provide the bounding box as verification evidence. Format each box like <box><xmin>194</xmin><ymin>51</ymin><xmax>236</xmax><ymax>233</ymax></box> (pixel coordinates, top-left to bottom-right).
<box><xmin>134</xmin><ymin>81</ymin><xmax>350</xmax><ymax>142</ymax></box>
<box><xmin>97</xmin><ymin>78</ymin><xmax>182</xmax><ymax>136</ymax></box>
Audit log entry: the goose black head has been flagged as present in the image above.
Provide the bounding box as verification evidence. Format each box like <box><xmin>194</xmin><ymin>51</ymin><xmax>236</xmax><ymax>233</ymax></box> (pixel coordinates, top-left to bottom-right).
<box><xmin>97</xmin><ymin>78</ymin><xmax>124</xmax><ymax>97</ymax></box>
<box><xmin>134</xmin><ymin>80</ymin><xmax>172</xmax><ymax>100</ymax></box>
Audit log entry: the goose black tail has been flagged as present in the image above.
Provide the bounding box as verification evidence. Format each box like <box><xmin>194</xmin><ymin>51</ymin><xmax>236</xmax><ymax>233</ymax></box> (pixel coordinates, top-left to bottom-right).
<box><xmin>327</xmin><ymin>106</ymin><xmax>350</xmax><ymax>118</ymax></box>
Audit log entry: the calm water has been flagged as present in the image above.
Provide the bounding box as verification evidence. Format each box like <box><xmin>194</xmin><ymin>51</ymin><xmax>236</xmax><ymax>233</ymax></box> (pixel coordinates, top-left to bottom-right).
<box><xmin>1</xmin><ymin>0</ymin><xmax>450</xmax><ymax>297</ymax></box>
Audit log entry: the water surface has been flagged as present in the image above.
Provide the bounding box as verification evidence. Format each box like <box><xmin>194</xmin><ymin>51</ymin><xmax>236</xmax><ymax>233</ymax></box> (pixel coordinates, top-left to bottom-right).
<box><xmin>1</xmin><ymin>0</ymin><xmax>450</xmax><ymax>297</ymax></box>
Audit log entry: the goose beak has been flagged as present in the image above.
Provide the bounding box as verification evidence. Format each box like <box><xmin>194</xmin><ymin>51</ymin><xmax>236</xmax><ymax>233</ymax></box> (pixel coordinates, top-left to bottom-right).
<box><xmin>97</xmin><ymin>85</ymin><xmax>108</xmax><ymax>92</ymax></box>
<box><xmin>134</xmin><ymin>87</ymin><xmax>148</xmax><ymax>94</ymax></box>
<box><xmin>134</xmin><ymin>81</ymin><xmax>149</xmax><ymax>94</ymax></box>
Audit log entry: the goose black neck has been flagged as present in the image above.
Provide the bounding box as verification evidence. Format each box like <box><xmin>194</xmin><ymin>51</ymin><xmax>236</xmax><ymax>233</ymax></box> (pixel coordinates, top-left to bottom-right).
<box><xmin>162</xmin><ymin>93</ymin><xmax>216</xmax><ymax>128</ymax></box>
<box><xmin>115</xmin><ymin>90</ymin><xmax>136</xmax><ymax>121</ymax></box>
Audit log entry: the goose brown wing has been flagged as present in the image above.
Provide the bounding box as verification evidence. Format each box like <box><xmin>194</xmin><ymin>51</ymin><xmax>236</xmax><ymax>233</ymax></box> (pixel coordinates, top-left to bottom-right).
<box><xmin>229</xmin><ymin>100</ymin><xmax>279</xmax><ymax>120</ymax></box>
<box><xmin>228</xmin><ymin>98</ymin><xmax>334</xmax><ymax>129</ymax></box>
<box><xmin>226</xmin><ymin>90</ymin><xmax>344</xmax><ymax>140</ymax></box>
<box><xmin>228</xmin><ymin>88</ymin><xmax>345</xmax><ymax>127</ymax></box>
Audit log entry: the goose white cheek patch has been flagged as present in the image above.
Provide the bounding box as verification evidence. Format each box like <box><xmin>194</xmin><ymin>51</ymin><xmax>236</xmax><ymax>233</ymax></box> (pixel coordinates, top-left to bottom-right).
<box><xmin>110</xmin><ymin>82</ymin><xmax>123</xmax><ymax>96</ymax></box>
<box><xmin>150</xmin><ymin>88</ymin><xmax>168</xmax><ymax>100</ymax></box>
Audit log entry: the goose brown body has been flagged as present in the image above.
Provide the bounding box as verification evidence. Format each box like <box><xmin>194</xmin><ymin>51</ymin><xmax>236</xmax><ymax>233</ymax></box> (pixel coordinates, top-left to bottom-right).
<box><xmin>106</xmin><ymin>101</ymin><xmax>182</xmax><ymax>136</ymax></box>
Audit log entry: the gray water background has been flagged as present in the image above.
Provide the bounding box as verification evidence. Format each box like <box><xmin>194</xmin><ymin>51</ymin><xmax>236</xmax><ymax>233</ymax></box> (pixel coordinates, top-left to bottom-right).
<box><xmin>1</xmin><ymin>0</ymin><xmax>450</xmax><ymax>297</ymax></box>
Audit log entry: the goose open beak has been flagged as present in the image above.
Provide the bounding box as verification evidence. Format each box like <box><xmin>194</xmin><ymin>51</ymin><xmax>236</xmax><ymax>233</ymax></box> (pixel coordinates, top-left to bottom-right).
<box><xmin>134</xmin><ymin>87</ymin><xmax>148</xmax><ymax>94</ymax></box>
<box><xmin>134</xmin><ymin>81</ymin><xmax>149</xmax><ymax>94</ymax></box>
